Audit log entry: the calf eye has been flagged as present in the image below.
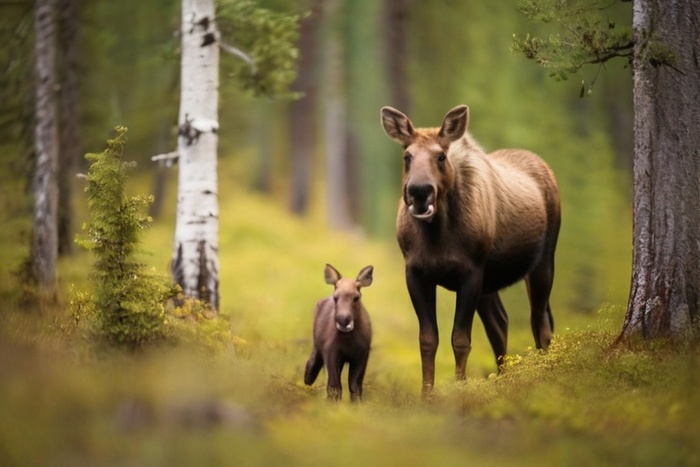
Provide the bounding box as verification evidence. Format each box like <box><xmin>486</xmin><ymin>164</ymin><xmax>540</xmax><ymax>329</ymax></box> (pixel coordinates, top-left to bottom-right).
<box><xmin>403</xmin><ymin>153</ymin><xmax>413</xmax><ymax>168</ymax></box>
<box><xmin>353</xmin><ymin>295</ymin><xmax>360</xmax><ymax>302</ymax></box>
<box><xmin>437</xmin><ymin>153</ymin><xmax>447</xmax><ymax>167</ymax></box>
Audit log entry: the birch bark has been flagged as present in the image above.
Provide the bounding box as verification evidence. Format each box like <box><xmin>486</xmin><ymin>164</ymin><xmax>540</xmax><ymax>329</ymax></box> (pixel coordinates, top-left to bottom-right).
<box><xmin>172</xmin><ymin>0</ymin><xmax>220</xmax><ymax>310</ymax></box>
<box><xmin>33</xmin><ymin>0</ymin><xmax>59</xmax><ymax>290</ymax></box>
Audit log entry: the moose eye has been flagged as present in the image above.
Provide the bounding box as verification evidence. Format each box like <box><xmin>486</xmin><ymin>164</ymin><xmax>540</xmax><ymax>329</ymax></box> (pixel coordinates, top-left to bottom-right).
<box><xmin>437</xmin><ymin>153</ymin><xmax>447</xmax><ymax>166</ymax></box>
<box><xmin>353</xmin><ymin>295</ymin><xmax>360</xmax><ymax>302</ymax></box>
<box><xmin>403</xmin><ymin>153</ymin><xmax>413</xmax><ymax>166</ymax></box>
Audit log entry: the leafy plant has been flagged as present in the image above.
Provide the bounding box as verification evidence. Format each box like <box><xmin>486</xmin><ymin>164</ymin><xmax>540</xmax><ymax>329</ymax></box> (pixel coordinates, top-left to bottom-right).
<box><xmin>74</xmin><ymin>127</ymin><xmax>175</xmax><ymax>348</ymax></box>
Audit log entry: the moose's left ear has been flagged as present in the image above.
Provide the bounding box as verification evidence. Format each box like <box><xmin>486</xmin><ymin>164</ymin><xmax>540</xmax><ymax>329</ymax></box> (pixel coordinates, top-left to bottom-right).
<box><xmin>356</xmin><ymin>265</ymin><xmax>374</xmax><ymax>288</ymax></box>
<box><xmin>438</xmin><ymin>105</ymin><xmax>469</xmax><ymax>143</ymax></box>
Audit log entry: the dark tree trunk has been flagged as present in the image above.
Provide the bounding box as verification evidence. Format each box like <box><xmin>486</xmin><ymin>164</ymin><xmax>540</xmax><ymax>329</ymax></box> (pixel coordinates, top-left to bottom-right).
<box><xmin>323</xmin><ymin>0</ymin><xmax>352</xmax><ymax>229</ymax></box>
<box><xmin>57</xmin><ymin>0</ymin><xmax>80</xmax><ymax>256</ymax></box>
<box><xmin>383</xmin><ymin>0</ymin><xmax>411</xmax><ymax>113</ymax></box>
<box><xmin>619</xmin><ymin>0</ymin><xmax>700</xmax><ymax>342</ymax></box>
<box><xmin>32</xmin><ymin>0</ymin><xmax>59</xmax><ymax>290</ymax></box>
<box><xmin>288</xmin><ymin>0</ymin><xmax>323</xmax><ymax>215</ymax></box>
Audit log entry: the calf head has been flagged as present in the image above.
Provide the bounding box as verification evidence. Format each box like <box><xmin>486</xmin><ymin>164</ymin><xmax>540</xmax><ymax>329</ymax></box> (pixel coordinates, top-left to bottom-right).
<box><xmin>381</xmin><ymin>105</ymin><xmax>469</xmax><ymax>222</ymax></box>
<box><xmin>324</xmin><ymin>264</ymin><xmax>374</xmax><ymax>333</ymax></box>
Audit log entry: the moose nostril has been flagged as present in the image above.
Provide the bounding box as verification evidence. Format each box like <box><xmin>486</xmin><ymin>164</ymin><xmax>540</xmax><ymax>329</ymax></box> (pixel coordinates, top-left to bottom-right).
<box><xmin>407</xmin><ymin>184</ymin><xmax>434</xmax><ymax>202</ymax></box>
<box><xmin>337</xmin><ymin>316</ymin><xmax>351</xmax><ymax>327</ymax></box>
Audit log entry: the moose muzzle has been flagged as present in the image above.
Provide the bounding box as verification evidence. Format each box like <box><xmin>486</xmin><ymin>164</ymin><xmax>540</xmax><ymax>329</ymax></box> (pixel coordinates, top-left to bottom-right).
<box><xmin>406</xmin><ymin>183</ymin><xmax>436</xmax><ymax>220</ymax></box>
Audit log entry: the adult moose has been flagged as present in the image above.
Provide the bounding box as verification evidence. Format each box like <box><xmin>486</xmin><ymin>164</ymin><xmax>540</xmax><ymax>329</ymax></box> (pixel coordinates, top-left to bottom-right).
<box><xmin>380</xmin><ymin>105</ymin><xmax>561</xmax><ymax>397</ymax></box>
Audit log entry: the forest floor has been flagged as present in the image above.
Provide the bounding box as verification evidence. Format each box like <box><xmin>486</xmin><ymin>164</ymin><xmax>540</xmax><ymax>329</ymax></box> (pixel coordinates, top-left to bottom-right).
<box><xmin>1</xmin><ymin>171</ymin><xmax>697</xmax><ymax>467</ymax></box>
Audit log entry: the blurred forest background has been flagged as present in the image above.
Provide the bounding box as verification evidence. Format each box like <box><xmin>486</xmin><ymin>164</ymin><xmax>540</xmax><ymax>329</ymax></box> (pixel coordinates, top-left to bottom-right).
<box><xmin>0</xmin><ymin>0</ymin><xmax>633</xmax><ymax>313</ymax></box>
<box><xmin>7</xmin><ymin>2</ymin><xmax>698</xmax><ymax>466</ymax></box>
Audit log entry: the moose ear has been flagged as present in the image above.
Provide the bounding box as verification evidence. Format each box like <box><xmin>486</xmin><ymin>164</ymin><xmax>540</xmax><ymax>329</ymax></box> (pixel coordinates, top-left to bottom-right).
<box><xmin>356</xmin><ymin>265</ymin><xmax>374</xmax><ymax>288</ymax></box>
<box><xmin>324</xmin><ymin>264</ymin><xmax>342</xmax><ymax>285</ymax></box>
<box><xmin>438</xmin><ymin>105</ymin><xmax>469</xmax><ymax>143</ymax></box>
<box><xmin>381</xmin><ymin>106</ymin><xmax>415</xmax><ymax>147</ymax></box>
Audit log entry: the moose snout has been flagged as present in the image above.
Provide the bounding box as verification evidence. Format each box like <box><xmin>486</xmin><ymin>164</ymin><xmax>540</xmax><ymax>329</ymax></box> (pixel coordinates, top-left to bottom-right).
<box><xmin>406</xmin><ymin>183</ymin><xmax>436</xmax><ymax>220</ymax></box>
<box><xmin>335</xmin><ymin>314</ymin><xmax>355</xmax><ymax>333</ymax></box>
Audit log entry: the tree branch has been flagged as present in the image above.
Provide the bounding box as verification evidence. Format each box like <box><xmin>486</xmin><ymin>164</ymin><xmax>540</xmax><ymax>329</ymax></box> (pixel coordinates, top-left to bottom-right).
<box><xmin>219</xmin><ymin>42</ymin><xmax>257</xmax><ymax>74</ymax></box>
<box><xmin>151</xmin><ymin>151</ymin><xmax>179</xmax><ymax>167</ymax></box>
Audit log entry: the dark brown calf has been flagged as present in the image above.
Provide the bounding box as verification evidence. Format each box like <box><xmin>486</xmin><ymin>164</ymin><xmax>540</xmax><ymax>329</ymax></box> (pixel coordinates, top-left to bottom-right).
<box><xmin>381</xmin><ymin>105</ymin><xmax>561</xmax><ymax>397</ymax></box>
<box><xmin>304</xmin><ymin>264</ymin><xmax>374</xmax><ymax>401</ymax></box>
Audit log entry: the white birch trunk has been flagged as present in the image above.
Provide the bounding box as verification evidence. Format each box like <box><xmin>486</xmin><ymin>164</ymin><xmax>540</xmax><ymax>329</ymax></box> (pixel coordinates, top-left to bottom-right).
<box><xmin>172</xmin><ymin>0</ymin><xmax>220</xmax><ymax>309</ymax></box>
<box><xmin>33</xmin><ymin>0</ymin><xmax>59</xmax><ymax>290</ymax></box>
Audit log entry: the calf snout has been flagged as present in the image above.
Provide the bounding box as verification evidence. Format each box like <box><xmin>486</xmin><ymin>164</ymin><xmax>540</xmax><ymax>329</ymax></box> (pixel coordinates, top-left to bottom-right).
<box><xmin>335</xmin><ymin>313</ymin><xmax>355</xmax><ymax>332</ymax></box>
<box><xmin>406</xmin><ymin>183</ymin><xmax>436</xmax><ymax>219</ymax></box>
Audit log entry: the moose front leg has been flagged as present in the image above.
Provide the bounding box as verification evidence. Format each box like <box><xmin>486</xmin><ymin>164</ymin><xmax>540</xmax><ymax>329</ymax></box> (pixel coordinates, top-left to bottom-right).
<box><xmin>406</xmin><ymin>268</ymin><xmax>438</xmax><ymax>398</ymax></box>
<box><xmin>325</xmin><ymin>357</ymin><xmax>343</xmax><ymax>401</ymax></box>
<box><xmin>452</xmin><ymin>272</ymin><xmax>482</xmax><ymax>381</ymax></box>
<box><xmin>348</xmin><ymin>354</ymin><xmax>368</xmax><ymax>403</ymax></box>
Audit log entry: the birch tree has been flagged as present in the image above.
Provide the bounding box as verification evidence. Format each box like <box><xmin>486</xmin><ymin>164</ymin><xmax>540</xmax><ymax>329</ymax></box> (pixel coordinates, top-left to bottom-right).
<box><xmin>32</xmin><ymin>0</ymin><xmax>59</xmax><ymax>291</ymax></box>
<box><xmin>171</xmin><ymin>0</ymin><xmax>221</xmax><ymax>310</ymax></box>
<box><xmin>157</xmin><ymin>0</ymin><xmax>301</xmax><ymax>311</ymax></box>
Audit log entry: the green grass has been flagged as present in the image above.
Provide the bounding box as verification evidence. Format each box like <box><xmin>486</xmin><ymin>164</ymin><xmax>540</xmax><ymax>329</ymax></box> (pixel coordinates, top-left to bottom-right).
<box><xmin>0</xmin><ymin>158</ymin><xmax>697</xmax><ymax>466</ymax></box>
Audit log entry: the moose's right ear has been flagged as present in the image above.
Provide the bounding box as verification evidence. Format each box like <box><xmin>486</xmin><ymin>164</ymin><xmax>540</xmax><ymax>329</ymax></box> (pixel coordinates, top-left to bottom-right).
<box><xmin>381</xmin><ymin>106</ymin><xmax>415</xmax><ymax>147</ymax></box>
<box><xmin>324</xmin><ymin>264</ymin><xmax>342</xmax><ymax>285</ymax></box>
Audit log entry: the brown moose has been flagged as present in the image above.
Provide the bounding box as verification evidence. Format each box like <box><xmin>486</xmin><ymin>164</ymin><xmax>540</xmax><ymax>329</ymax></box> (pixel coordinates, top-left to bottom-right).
<box><xmin>304</xmin><ymin>264</ymin><xmax>374</xmax><ymax>402</ymax></box>
<box><xmin>381</xmin><ymin>105</ymin><xmax>561</xmax><ymax>397</ymax></box>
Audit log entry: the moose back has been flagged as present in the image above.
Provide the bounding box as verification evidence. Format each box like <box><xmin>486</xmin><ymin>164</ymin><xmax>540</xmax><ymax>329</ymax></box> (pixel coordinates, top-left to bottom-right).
<box><xmin>381</xmin><ymin>105</ymin><xmax>561</xmax><ymax>397</ymax></box>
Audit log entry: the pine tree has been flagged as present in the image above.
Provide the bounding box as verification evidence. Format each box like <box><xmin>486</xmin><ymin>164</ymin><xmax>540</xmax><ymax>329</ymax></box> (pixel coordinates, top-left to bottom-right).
<box><xmin>76</xmin><ymin>127</ymin><xmax>173</xmax><ymax>347</ymax></box>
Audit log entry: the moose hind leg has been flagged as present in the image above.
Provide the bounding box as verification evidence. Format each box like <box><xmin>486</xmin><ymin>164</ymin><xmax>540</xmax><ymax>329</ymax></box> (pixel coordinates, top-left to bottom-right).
<box><xmin>304</xmin><ymin>348</ymin><xmax>324</xmax><ymax>386</ymax></box>
<box><xmin>476</xmin><ymin>292</ymin><xmax>509</xmax><ymax>369</ymax></box>
<box><xmin>526</xmin><ymin>259</ymin><xmax>555</xmax><ymax>350</ymax></box>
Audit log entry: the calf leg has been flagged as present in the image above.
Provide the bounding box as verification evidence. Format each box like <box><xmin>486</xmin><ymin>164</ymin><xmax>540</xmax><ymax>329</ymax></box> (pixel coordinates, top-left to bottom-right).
<box><xmin>325</xmin><ymin>356</ymin><xmax>343</xmax><ymax>401</ymax></box>
<box><xmin>476</xmin><ymin>292</ymin><xmax>509</xmax><ymax>369</ymax></box>
<box><xmin>406</xmin><ymin>268</ymin><xmax>438</xmax><ymax>398</ymax></box>
<box><xmin>304</xmin><ymin>348</ymin><xmax>324</xmax><ymax>385</ymax></box>
<box><xmin>348</xmin><ymin>354</ymin><xmax>369</xmax><ymax>403</ymax></box>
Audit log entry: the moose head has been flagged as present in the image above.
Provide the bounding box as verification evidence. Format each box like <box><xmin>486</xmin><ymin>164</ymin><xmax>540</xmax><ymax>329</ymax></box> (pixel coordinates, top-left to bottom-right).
<box><xmin>324</xmin><ymin>264</ymin><xmax>374</xmax><ymax>333</ymax></box>
<box><xmin>381</xmin><ymin>105</ymin><xmax>470</xmax><ymax>222</ymax></box>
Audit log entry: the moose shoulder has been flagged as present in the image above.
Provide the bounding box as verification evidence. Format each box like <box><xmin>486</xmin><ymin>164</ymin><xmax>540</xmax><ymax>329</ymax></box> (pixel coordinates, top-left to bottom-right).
<box><xmin>381</xmin><ymin>105</ymin><xmax>561</xmax><ymax>397</ymax></box>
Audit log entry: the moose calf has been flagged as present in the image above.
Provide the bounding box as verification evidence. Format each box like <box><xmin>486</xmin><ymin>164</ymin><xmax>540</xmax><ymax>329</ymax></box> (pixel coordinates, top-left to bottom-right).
<box><xmin>304</xmin><ymin>264</ymin><xmax>373</xmax><ymax>402</ymax></box>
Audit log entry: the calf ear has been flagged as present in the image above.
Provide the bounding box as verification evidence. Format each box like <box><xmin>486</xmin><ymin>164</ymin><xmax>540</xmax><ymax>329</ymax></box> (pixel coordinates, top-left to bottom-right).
<box><xmin>324</xmin><ymin>264</ymin><xmax>342</xmax><ymax>285</ymax></box>
<box><xmin>381</xmin><ymin>106</ymin><xmax>415</xmax><ymax>147</ymax></box>
<box><xmin>438</xmin><ymin>105</ymin><xmax>469</xmax><ymax>143</ymax></box>
<box><xmin>356</xmin><ymin>265</ymin><xmax>374</xmax><ymax>288</ymax></box>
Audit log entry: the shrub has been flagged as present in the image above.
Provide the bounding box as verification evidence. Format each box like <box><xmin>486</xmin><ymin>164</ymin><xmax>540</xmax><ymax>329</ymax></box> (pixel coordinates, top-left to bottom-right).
<box><xmin>73</xmin><ymin>127</ymin><xmax>175</xmax><ymax>348</ymax></box>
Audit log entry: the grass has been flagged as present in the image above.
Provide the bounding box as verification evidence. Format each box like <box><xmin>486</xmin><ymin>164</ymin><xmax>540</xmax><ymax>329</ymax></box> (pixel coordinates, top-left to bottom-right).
<box><xmin>0</xmin><ymin>157</ymin><xmax>698</xmax><ymax>466</ymax></box>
